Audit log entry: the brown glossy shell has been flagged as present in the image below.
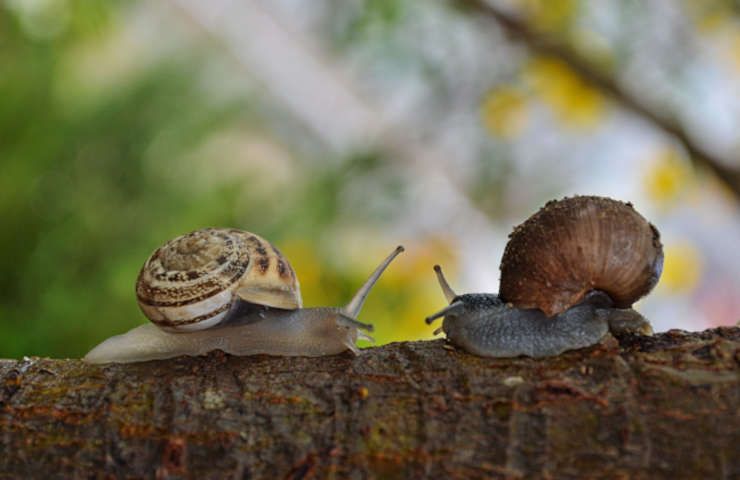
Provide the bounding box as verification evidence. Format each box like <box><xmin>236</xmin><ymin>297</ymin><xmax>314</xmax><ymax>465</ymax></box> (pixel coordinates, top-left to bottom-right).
<box><xmin>136</xmin><ymin>228</ymin><xmax>302</xmax><ymax>331</ymax></box>
<box><xmin>499</xmin><ymin>196</ymin><xmax>663</xmax><ymax>317</ymax></box>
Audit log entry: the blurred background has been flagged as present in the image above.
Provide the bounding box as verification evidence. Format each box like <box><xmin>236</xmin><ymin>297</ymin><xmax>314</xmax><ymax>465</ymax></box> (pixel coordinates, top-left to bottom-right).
<box><xmin>2</xmin><ymin>0</ymin><xmax>739</xmax><ymax>359</ymax></box>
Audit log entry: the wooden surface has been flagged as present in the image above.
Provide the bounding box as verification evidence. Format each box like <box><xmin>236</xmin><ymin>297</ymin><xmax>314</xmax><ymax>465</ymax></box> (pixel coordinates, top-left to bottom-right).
<box><xmin>1</xmin><ymin>327</ymin><xmax>739</xmax><ymax>479</ymax></box>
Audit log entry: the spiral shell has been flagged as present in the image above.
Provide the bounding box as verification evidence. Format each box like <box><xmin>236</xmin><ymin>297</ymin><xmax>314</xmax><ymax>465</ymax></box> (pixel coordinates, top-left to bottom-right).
<box><xmin>499</xmin><ymin>196</ymin><xmax>663</xmax><ymax>317</ymax></box>
<box><xmin>136</xmin><ymin>228</ymin><xmax>302</xmax><ymax>332</ymax></box>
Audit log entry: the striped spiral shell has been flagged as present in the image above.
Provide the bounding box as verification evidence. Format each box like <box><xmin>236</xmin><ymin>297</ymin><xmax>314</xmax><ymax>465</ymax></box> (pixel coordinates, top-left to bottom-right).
<box><xmin>136</xmin><ymin>228</ymin><xmax>302</xmax><ymax>332</ymax></box>
<box><xmin>499</xmin><ymin>196</ymin><xmax>663</xmax><ymax>317</ymax></box>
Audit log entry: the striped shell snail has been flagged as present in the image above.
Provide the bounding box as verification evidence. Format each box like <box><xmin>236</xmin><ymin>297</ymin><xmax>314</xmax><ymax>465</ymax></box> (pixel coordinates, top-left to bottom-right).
<box><xmin>85</xmin><ymin>228</ymin><xmax>403</xmax><ymax>363</ymax></box>
<box><xmin>426</xmin><ymin>196</ymin><xmax>663</xmax><ymax>358</ymax></box>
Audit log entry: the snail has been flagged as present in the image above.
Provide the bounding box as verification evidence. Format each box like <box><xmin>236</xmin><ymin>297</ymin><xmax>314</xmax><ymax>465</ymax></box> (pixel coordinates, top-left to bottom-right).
<box><xmin>84</xmin><ymin>228</ymin><xmax>404</xmax><ymax>363</ymax></box>
<box><xmin>425</xmin><ymin>196</ymin><xmax>662</xmax><ymax>358</ymax></box>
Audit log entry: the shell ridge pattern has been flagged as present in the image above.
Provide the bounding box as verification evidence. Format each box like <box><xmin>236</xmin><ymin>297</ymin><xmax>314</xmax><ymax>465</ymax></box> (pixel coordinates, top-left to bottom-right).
<box><xmin>499</xmin><ymin>196</ymin><xmax>663</xmax><ymax>317</ymax></box>
<box><xmin>136</xmin><ymin>229</ymin><xmax>251</xmax><ymax>308</ymax></box>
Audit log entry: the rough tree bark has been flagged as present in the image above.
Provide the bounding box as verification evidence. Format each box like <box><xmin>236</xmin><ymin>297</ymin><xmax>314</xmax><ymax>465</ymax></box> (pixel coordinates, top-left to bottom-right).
<box><xmin>1</xmin><ymin>327</ymin><xmax>738</xmax><ymax>479</ymax></box>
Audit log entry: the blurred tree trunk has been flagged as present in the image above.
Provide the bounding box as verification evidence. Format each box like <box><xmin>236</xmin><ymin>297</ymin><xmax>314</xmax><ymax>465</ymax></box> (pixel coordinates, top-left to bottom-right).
<box><xmin>1</xmin><ymin>328</ymin><xmax>738</xmax><ymax>479</ymax></box>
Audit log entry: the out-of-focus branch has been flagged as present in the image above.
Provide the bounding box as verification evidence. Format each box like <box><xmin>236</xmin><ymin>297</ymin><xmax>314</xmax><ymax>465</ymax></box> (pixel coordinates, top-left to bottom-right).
<box><xmin>459</xmin><ymin>0</ymin><xmax>740</xmax><ymax>200</ymax></box>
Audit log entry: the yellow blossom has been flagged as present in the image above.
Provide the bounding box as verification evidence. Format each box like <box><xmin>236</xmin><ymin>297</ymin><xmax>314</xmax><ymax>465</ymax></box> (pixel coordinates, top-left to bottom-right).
<box><xmin>526</xmin><ymin>57</ymin><xmax>606</xmax><ymax>129</ymax></box>
<box><xmin>659</xmin><ymin>242</ymin><xmax>703</xmax><ymax>294</ymax></box>
<box><xmin>480</xmin><ymin>86</ymin><xmax>529</xmax><ymax>138</ymax></box>
<box><xmin>644</xmin><ymin>149</ymin><xmax>692</xmax><ymax>207</ymax></box>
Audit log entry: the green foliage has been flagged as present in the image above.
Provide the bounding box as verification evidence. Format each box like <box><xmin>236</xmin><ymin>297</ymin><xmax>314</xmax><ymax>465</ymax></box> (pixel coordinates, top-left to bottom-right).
<box><xmin>0</xmin><ymin>3</ymin><xmax>252</xmax><ymax>357</ymax></box>
<box><xmin>0</xmin><ymin>2</ymin><xmax>432</xmax><ymax>358</ymax></box>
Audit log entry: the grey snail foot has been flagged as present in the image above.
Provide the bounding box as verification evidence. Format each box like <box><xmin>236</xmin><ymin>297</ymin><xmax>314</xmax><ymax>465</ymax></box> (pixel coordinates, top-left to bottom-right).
<box><xmin>604</xmin><ymin>308</ymin><xmax>654</xmax><ymax>337</ymax></box>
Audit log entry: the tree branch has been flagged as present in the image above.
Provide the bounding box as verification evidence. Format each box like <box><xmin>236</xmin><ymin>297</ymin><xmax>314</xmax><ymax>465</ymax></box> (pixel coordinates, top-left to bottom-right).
<box><xmin>1</xmin><ymin>327</ymin><xmax>738</xmax><ymax>478</ymax></box>
<box><xmin>460</xmin><ymin>0</ymin><xmax>740</xmax><ymax>200</ymax></box>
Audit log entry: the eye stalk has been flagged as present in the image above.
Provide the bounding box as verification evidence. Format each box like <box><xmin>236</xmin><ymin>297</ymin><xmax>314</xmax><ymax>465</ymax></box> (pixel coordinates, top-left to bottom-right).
<box><xmin>426</xmin><ymin>265</ymin><xmax>464</xmax><ymax>332</ymax></box>
<box><xmin>344</xmin><ymin>245</ymin><xmax>404</xmax><ymax>318</ymax></box>
<box><xmin>433</xmin><ymin>264</ymin><xmax>457</xmax><ymax>303</ymax></box>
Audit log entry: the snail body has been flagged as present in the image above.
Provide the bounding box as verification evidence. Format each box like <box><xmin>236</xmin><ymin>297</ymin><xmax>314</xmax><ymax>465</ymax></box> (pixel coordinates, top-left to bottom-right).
<box><xmin>426</xmin><ymin>196</ymin><xmax>661</xmax><ymax>358</ymax></box>
<box><xmin>85</xmin><ymin>228</ymin><xmax>403</xmax><ymax>363</ymax></box>
<box><xmin>85</xmin><ymin>306</ymin><xmax>368</xmax><ymax>363</ymax></box>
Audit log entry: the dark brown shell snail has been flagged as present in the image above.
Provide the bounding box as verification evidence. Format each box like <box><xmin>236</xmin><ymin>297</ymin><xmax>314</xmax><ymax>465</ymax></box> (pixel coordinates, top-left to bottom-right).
<box><xmin>500</xmin><ymin>196</ymin><xmax>663</xmax><ymax>317</ymax></box>
<box><xmin>426</xmin><ymin>196</ymin><xmax>663</xmax><ymax>358</ymax></box>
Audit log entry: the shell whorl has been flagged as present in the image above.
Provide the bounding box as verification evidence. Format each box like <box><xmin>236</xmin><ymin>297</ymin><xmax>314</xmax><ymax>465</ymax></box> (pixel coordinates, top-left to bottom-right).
<box><xmin>136</xmin><ymin>228</ymin><xmax>302</xmax><ymax>331</ymax></box>
<box><xmin>499</xmin><ymin>196</ymin><xmax>663</xmax><ymax>317</ymax></box>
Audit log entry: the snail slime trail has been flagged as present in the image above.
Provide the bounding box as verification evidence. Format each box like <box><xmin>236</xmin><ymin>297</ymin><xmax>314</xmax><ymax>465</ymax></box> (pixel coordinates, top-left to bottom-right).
<box><xmin>85</xmin><ymin>228</ymin><xmax>404</xmax><ymax>363</ymax></box>
<box><xmin>426</xmin><ymin>196</ymin><xmax>662</xmax><ymax>358</ymax></box>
